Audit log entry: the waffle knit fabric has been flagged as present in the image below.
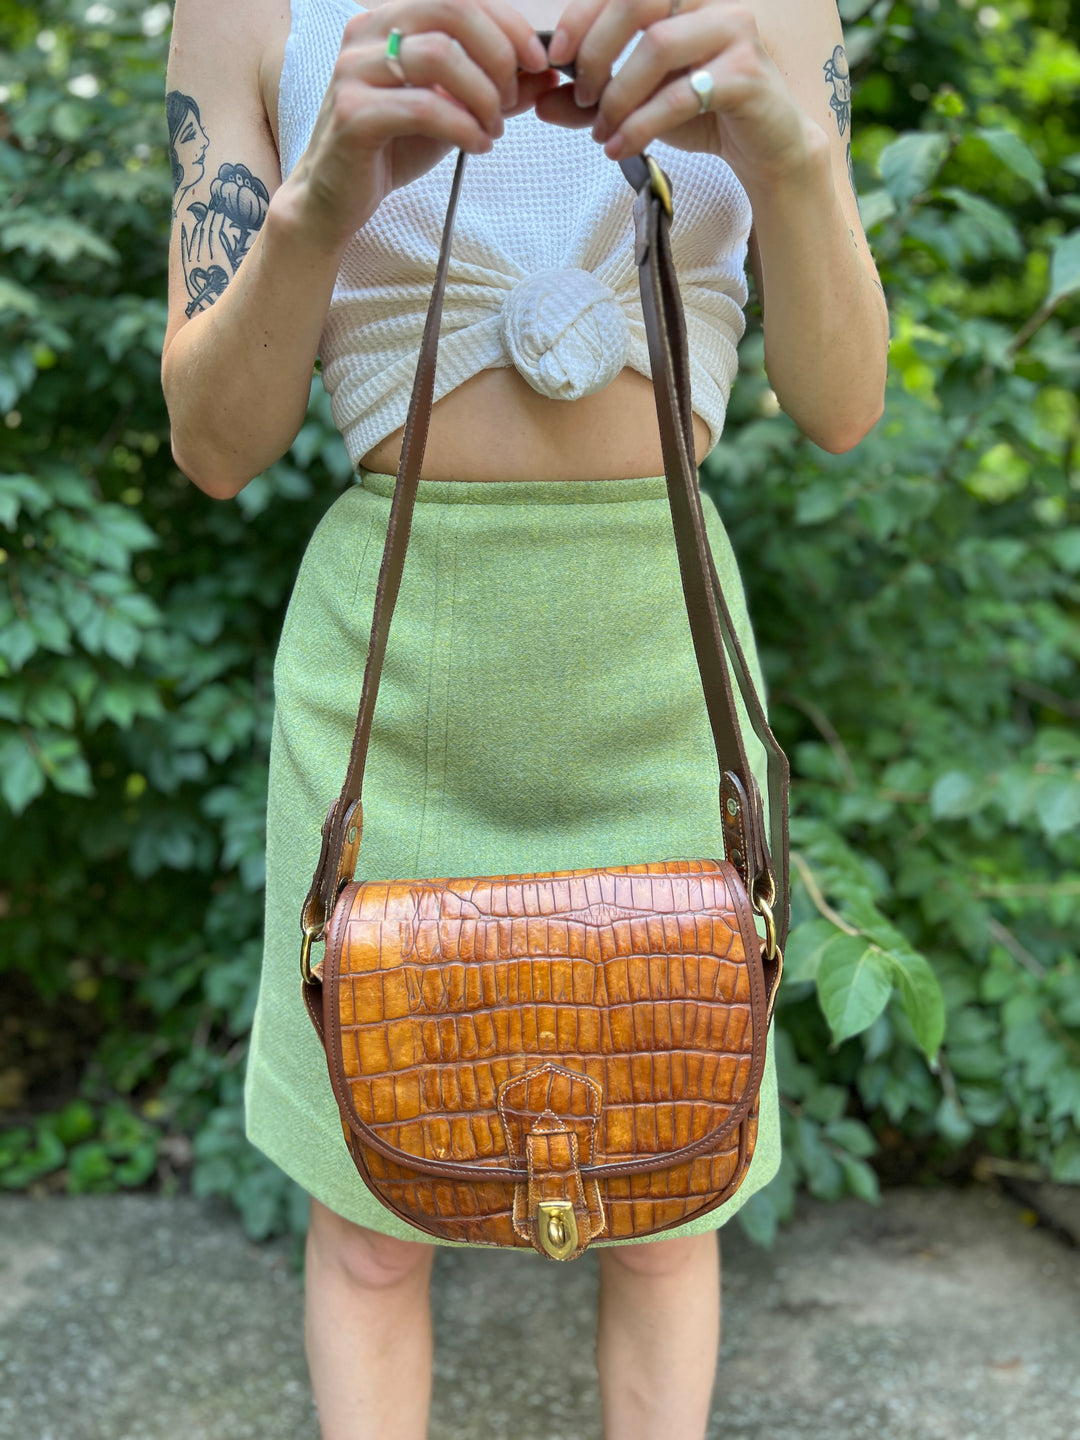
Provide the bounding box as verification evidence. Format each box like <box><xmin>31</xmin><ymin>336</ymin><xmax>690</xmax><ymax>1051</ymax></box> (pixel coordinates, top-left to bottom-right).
<box><xmin>244</xmin><ymin>471</ymin><xmax>781</xmax><ymax>1242</ymax></box>
<box><xmin>278</xmin><ymin>0</ymin><xmax>754</xmax><ymax>466</ymax></box>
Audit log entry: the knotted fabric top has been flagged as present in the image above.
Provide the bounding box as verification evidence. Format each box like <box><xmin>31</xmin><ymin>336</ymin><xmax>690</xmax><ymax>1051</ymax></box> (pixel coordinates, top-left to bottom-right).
<box><xmin>280</xmin><ymin>0</ymin><xmax>754</xmax><ymax>466</ymax></box>
<box><xmin>499</xmin><ymin>268</ymin><xmax>630</xmax><ymax>401</ymax></box>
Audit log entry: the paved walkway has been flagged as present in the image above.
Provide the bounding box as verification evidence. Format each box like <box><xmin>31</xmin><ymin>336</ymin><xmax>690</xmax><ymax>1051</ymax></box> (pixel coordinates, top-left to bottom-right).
<box><xmin>1</xmin><ymin>1185</ymin><xmax>1077</xmax><ymax>1439</ymax></box>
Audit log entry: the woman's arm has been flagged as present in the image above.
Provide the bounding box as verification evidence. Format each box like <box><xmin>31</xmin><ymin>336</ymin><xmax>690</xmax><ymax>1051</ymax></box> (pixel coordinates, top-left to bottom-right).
<box><xmin>543</xmin><ymin>0</ymin><xmax>889</xmax><ymax>454</ymax></box>
<box><xmin>162</xmin><ymin>0</ymin><xmax>551</xmax><ymax>500</ymax></box>
<box><xmin>739</xmin><ymin>0</ymin><xmax>888</xmax><ymax>453</ymax></box>
<box><xmin>162</xmin><ymin>0</ymin><xmax>337</xmax><ymax>499</ymax></box>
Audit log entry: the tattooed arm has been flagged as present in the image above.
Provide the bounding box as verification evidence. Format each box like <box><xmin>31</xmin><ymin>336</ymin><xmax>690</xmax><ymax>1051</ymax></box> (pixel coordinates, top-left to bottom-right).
<box><xmin>161</xmin><ymin>0</ymin><xmax>349</xmax><ymax>498</ymax></box>
<box><xmin>741</xmin><ymin>0</ymin><xmax>888</xmax><ymax>451</ymax></box>
<box><xmin>162</xmin><ymin>0</ymin><xmax>548</xmax><ymax>499</ymax></box>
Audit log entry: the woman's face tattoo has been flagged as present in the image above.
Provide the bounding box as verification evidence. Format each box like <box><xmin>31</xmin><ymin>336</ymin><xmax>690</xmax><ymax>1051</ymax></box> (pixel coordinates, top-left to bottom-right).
<box><xmin>172</xmin><ymin>103</ymin><xmax>209</xmax><ymax>191</ymax></box>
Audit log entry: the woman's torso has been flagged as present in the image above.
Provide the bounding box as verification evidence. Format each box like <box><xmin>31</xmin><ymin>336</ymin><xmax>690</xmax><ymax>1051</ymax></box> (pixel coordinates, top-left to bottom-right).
<box><xmin>258</xmin><ymin>0</ymin><xmax>717</xmax><ymax>481</ymax></box>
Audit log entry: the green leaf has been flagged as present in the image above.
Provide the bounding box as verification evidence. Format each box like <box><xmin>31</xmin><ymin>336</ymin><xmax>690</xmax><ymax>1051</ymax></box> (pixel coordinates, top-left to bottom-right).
<box><xmin>1047</xmin><ymin>230</ymin><xmax>1080</xmax><ymax>308</ymax></box>
<box><xmin>885</xmin><ymin>950</ymin><xmax>946</xmax><ymax>1061</ymax></box>
<box><xmin>50</xmin><ymin>1101</ymin><xmax>97</xmax><ymax>1146</ymax></box>
<box><xmin>1051</xmin><ymin>1136</ymin><xmax>1080</xmax><ymax>1184</ymax></box>
<box><xmin>0</xmin><ymin>278</ymin><xmax>40</xmax><ymax>318</ymax></box>
<box><xmin>0</xmin><ymin>213</ymin><xmax>119</xmax><ymax>266</ymax></box>
<box><xmin>825</xmin><ymin>1117</ymin><xmax>878</xmax><ymax>1158</ymax></box>
<box><xmin>977</xmin><ymin>127</ymin><xmax>1048</xmax><ymax>196</ymax></box>
<box><xmin>839</xmin><ymin>1154</ymin><xmax>881</xmax><ymax>1203</ymax></box>
<box><xmin>858</xmin><ymin>188</ymin><xmax>897</xmax><ymax>230</ymax></box>
<box><xmin>0</xmin><ymin>619</ymin><xmax>37</xmax><ymax>670</ymax></box>
<box><xmin>0</xmin><ymin>733</ymin><xmax>46</xmax><ymax>814</ymax></box>
<box><xmin>816</xmin><ymin>936</ymin><xmax>893</xmax><ymax>1044</ymax></box>
<box><xmin>1034</xmin><ymin>778</ymin><xmax>1080</xmax><ymax>839</ymax></box>
<box><xmin>879</xmin><ymin>132</ymin><xmax>949</xmax><ymax>207</ymax></box>
<box><xmin>935</xmin><ymin>1095</ymin><xmax>975</xmax><ymax>1146</ymax></box>
<box><xmin>782</xmin><ymin>918</ymin><xmax>837</xmax><ymax>983</ymax></box>
<box><xmin>929</xmin><ymin>770</ymin><xmax>982</xmax><ymax>819</ymax></box>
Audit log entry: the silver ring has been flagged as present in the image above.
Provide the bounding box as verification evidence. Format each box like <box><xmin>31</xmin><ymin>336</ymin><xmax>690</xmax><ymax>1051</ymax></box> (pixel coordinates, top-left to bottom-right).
<box><xmin>670</xmin><ymin>0</ymin><xmax>682</xmax><ymax>14</ymax></box>
<box><xmin>689</xmin><ymin>68</ymin><xmax>714</xmax><ymax>116</ymax></box>
<box><xmin>385</xmin><ymin>27</ymin><xmax>408</xmax><ymax>85</ymax></box>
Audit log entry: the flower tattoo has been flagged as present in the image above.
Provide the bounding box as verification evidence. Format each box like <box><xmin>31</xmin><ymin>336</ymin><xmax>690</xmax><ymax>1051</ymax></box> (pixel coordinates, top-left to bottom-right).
<box><xmin>166</xmin><ymin>91</ymin><xmax>271</xmax><ymax>317</ymax></box>
<box><xmin>823</xmin><ymin>46</ymin><xmax>851</xmax><ymax>138</ymax></box>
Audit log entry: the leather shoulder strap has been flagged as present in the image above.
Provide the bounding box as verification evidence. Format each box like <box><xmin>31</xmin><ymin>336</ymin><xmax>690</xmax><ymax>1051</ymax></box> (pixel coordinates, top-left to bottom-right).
<box><xmin>301</xmin><ymin>149</ymin><xmax>790</xmax><ymax>962</ymax></box>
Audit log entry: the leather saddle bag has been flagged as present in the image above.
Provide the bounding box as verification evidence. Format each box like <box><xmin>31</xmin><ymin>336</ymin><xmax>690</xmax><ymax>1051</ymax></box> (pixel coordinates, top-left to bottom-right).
<box><xmin>299</xmin><ymin>150</ymin><xmax>790</xmax><ymax>1260</ymax></box>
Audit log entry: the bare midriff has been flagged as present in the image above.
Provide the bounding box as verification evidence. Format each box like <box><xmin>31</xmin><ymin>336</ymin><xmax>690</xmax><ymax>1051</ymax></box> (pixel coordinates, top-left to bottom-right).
<box><xmin>359</xmin><ymin>366</ymin><xmax>713</xmax><ymax>481</ymax></box>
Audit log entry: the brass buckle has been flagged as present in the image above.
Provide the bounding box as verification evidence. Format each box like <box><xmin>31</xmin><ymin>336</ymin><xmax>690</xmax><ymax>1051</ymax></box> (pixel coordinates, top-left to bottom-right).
<box><xmin>644</xmin><ymin>154</ymin><xmax>673</xmax><ymax>219</ymax></box>
<box><xmin>536</xmin><ymin>1199</ymin><xmax>578</xmax><ymax>1261</ymax></box>
<box><xmin>755</xmin><ymin>895</ymin><xmax>778</xmax><ymax>963</ymax></box>
<box><xmin>751</xmin><ymin>873</ymin><xmax>778</xmax><ymax>962</ymax></box>
<box><xmin>300</xmin><ymin>923</ymin><xmax>323</xmax><ymax>985</ymax></box>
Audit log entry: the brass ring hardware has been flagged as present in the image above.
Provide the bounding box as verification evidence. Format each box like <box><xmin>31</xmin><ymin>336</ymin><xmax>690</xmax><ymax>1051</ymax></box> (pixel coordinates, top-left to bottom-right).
<box><xmin>752</xmin><ymin>869</ymin><xmax>777</xmax><ymax>911</ymax></box>
<box><xmin>536</xmin><ymin>1199</ymin><xmax>578</xmax><ymax>1260</ymax></box>
<box><xmin>300</xmin><ymin>924</ymin><xmax>323</xmax><ymax>984</ymax></box>
<box><xmin>755</xmin><ymin>895</ymin><xmax>777</xmax><ymax>962</ymax></box>
<box><xmin>644</xmin><ymin>154</ymin><xmax>673</xmax><ymax>219</ymax></box>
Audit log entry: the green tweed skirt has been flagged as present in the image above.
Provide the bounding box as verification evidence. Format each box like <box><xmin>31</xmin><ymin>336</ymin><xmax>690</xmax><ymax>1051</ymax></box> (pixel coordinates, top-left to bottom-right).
<box><xmin>244</xmin><ymin>469</ymin><xmax>780</xmax><ymax>1243</ymax></box>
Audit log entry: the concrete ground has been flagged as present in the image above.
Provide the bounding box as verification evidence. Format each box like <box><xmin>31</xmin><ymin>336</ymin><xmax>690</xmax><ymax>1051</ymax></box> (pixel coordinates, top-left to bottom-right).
<box><xmin>0</xmin><ymin>1185</ymin><xmax>1077</xmax><ymax>1440</ymax></box>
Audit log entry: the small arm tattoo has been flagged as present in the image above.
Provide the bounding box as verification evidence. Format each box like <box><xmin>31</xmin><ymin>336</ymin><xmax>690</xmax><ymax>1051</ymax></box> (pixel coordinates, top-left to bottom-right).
<box><xmin>823</xmin><ymin>47</ymin><xmax>858</xmax><ymax>197</ymax></box>
<box><xmin>166</xmin><ymin>89</ymin><xmax>271</xmax><ymax>317</ymax></box>
<box><xmin>823</xmin><ymin>46</ymin><xmax>851</xmax><ymax>137</ymax></box>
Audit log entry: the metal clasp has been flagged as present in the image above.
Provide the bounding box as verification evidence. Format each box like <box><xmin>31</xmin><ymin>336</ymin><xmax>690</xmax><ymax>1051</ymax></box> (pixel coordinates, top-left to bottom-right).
<box><xmin>644</xmin><ymin>154</ymin><xmax>673</xmax><ymax>219</ymax></box>
<box><xmin>536</xmin><ymin>1199</ymin><xmax>578</xmax><ymax>1261</ymax></box>
<box><xmin>300</xmin><ymin>923</ymin><xmax>323</xmax><ymax>985</ymax></box>
<box><xmin>751</xmin><ymin>873</ymin><xmax>778</xmax><ymax>962</ymax></box>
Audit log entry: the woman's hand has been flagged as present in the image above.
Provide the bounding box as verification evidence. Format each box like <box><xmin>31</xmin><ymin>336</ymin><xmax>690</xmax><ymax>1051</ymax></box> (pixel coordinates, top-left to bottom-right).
<box><xmin>282</xmin><ymin>0</ymin><xmax>558</xmax><ymax>249</ymax></box>
<box><xmin>537</xmin><ymin>0</ymin><xmax>827</xmax><ymax>197</ymax></box>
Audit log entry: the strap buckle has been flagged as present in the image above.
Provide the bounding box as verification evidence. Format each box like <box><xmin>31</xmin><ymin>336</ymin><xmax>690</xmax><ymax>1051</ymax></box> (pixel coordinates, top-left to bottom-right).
<box><xmin>644</xmin><ymin>154</ymin><xmax>673</xmax><ymax>219</ymax></box>
<box><xmin>752</xmin><ymin>872</ymin><xmax>778</xmax><ymax>962</ymax></box>
<box><xmin>300</xmin><ymin>923</ymin><xmax>323</xmax><ymax>985</ymax></box>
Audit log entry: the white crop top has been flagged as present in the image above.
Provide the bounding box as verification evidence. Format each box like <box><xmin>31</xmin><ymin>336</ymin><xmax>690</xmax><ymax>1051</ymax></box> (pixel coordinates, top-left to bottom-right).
<box><xmin>278</xmin><ymin>0</ymin><xmax>754</xmax><ymax>465</ymax></box>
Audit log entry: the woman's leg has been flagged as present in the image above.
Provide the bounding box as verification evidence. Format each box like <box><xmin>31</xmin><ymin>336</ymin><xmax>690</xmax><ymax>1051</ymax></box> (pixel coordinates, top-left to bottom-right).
<box><xmin>595</xmin><ymin>1231</ymin><xmax>721</xmax><ymax>1440</ymax></box>
<box><xmin>304</xmin><ymin>1197</ymin><xmax>435</xmax><ymax>1440</ymax></box>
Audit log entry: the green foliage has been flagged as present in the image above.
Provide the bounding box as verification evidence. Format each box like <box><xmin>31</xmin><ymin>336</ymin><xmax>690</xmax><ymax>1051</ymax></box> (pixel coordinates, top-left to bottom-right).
<box><xmin>714</xmin><ymin>0</ymin><xmax>1080</xmax><ymax>1243</ymax></box>
<box><xmin>1</xmin><ymin>0</ymin><xmax>1077</xmax><ymax>1243</ymax></box>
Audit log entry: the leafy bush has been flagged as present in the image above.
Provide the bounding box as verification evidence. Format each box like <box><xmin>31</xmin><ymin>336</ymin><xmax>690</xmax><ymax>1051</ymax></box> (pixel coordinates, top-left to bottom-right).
<box><xmin>0</xmin><ymin>0</ymin><xmax>1076</xmax><ymax>1242</ymax></box>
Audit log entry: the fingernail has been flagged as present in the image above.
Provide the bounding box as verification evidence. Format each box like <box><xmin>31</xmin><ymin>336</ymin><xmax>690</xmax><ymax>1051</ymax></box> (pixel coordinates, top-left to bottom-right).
<box><xmin>502</xmin><ymin>77</ymin><xmax>518</xmax><ymax>109</ymax></box>
<box><xmin>574</xmin><ymin>79</ymin><xmax>595</xmax><ymax>108</ymax></box>
<box><xmin>605</xmin><ymin>133</ymin><xmax>624</xmax><ymax>158</ymax></box>
<box><xmin>547</xmin><ymin>27</ymin><xmax>570</xmax><ymax>64</ymax></box>
<box><xmin>489</xmin><ymin>114</ymin><xmax>505</xmax><ymax>138</ymax></box>
<box><xmin>592</xmin><ymin>116</ymin><xmax>610</xmax><ymax>143</ymax></box>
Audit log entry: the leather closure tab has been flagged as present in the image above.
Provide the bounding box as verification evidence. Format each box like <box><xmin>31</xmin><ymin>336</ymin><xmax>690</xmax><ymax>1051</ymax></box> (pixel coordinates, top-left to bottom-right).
<box><xmin>524</xmin><ymin>1122</ymin><xmax>600</xmax><ymax>1261</ymax></box>
<box><xmin>498</xmin><ymin>1063</ymin><xmax>606</xmax><ymax>1258</ymax></box>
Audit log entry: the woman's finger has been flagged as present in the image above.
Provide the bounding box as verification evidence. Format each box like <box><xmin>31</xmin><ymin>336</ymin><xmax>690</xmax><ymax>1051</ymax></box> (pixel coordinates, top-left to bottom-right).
<box><xmin>559</xmin><ymin>0</ymin><xmax>676</xmax><ymax>108</ymax></box>
<box><xmin>544</xmin><ymin>0</ymin><xmax>608</xmax><ymax>70</ymax></box>
<box><xmin>353</xmin><ymin>0</ymin><xmax>548</xmax><ymax>110</ymax></box>
<box><xmin>355</xmin><ymin>83</ymin><xmax>500</xmax><ymax>154</ymax></box>
<box><xmin>590</xmin><ymin>5</ymin><xmax>752</xmax><ymax>141</ymax></box>
<box><xmin>596</xmin><ymin>60</ymin><xmax>754</xmax><ymax>157</ymax></box>
<box><xmin>355</xmin><ymin>30</ymin><xmax>508</xmax><ymax>137</ymax></box>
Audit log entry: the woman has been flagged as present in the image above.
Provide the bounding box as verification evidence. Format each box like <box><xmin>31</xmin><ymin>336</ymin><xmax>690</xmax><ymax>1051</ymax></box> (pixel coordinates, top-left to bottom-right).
<box><xmin>162</xmin><ymin>0</ymin><xmax>888</xmax><ymax>1436</ymax></box>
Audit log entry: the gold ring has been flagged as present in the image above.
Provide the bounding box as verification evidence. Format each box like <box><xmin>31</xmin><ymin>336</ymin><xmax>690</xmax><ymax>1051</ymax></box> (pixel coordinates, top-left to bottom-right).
<box><xmin>689</xmin><ymin>68</ymin><xmax>714</xmax><ymax>116</ymax></box>
<box><xmin>385</xmin><ymin>27</ymin><xmax>408</xmax><ymax>84</ymax></box>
